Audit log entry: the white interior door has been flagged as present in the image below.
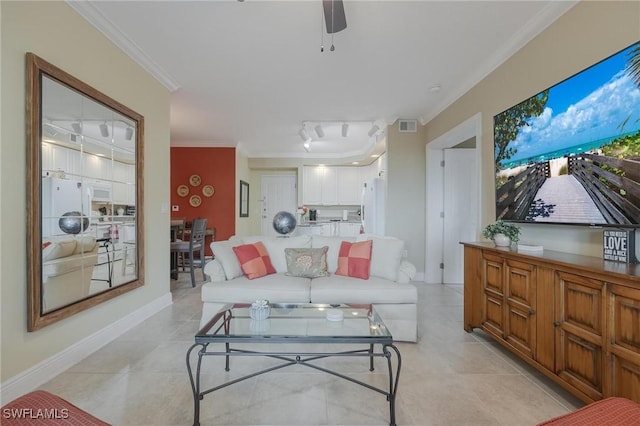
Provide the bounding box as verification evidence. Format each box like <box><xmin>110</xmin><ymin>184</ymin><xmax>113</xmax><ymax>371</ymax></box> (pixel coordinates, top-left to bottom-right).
<box><xmin>443</xmin><ymin>148</ymin><xmax>477</xmax><ymax>284</ymax></box>
<box><xmin>261</xmin><ymin>175</ymin><xmax>297</xmax><ymax>237</ymax></box>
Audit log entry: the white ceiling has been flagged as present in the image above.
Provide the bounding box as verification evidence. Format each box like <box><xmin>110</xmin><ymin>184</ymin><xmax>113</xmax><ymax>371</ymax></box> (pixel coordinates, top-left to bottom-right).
<box><xmin>69</xmin><ymin>0</ymin><xmax>576</xmax><ymax>160</ymax></box>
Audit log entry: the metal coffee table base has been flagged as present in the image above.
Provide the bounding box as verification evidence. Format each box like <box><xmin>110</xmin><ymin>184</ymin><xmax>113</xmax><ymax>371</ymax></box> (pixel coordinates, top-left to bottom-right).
<box><xmin>186</xmin><ymin>341</ymin><xmax>401</xmax><ymax>426</ymax></box>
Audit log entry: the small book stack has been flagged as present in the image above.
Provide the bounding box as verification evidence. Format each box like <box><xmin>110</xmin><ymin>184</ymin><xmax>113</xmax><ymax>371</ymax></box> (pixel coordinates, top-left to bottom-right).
<box><xmin>517</xmin><ymin>243</ymin><xmax>544</xmax><ymax>254</ymax></box>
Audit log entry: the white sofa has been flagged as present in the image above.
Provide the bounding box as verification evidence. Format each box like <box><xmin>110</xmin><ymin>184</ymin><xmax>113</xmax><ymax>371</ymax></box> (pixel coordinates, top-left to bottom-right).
<box><xmin>42</xmin><ymin>235</ymin><xmax>98</xmax><ymax>311</ymax></box>
<box><xmin>201</xmin><ymin>234</ymin><xmax>418</xmax><ymax>342</ymax></box>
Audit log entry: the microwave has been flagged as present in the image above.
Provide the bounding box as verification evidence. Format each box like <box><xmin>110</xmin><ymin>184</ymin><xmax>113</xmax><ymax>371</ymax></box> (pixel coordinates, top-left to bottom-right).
<box><xmin>89</xmin><ymin>183</ymin><xmax>112</xmax><ymax>202</ymax></box>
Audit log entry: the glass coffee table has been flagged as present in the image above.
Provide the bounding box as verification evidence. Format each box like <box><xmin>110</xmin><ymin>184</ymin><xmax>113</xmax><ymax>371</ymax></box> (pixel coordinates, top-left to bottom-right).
<box><xmin>186</xmin><ymin>303</ymin><xmax>401</xmax><ymax>426</ymax></box>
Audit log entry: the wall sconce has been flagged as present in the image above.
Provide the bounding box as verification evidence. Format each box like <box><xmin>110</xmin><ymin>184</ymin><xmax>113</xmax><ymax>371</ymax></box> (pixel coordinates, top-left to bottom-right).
<box><xmin>314</xmin><ymin>124</ymin><xmax>325</xmax><ymax>138</ymax></box>
<box><xmin>368</xmin><ymin>124</ymin><xmax>380</xmax><ymax>137</ymax></box>
<box><xmin>99</xmin><ymin>122</ymin><xmax>109</xmax><ymax>137</ymax></box>
<box><xmin>341</xmin><ymin>123</ymin><xmax>349</xmax><ymax>137</ymax></box>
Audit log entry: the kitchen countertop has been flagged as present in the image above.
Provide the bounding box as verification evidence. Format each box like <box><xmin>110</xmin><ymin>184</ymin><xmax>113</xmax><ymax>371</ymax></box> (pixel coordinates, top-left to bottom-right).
<box><xmin>297</xmin><ymin>220</ymin><xmax>361</xmax><ymax>226</ymax></box>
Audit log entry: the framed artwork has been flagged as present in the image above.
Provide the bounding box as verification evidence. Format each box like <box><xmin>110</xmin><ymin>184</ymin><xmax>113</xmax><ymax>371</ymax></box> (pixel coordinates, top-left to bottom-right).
<box><xmin>240</xmin><ymin>180</ymin><xmax>249</xmax><ymax>217</ymax></box>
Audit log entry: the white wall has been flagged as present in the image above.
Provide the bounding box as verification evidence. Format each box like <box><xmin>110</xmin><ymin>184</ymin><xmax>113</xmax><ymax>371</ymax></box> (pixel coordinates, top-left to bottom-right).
<box><xmin>386</xmin><ymin>121</ymin><xmax>427</xmax><ymax>272</ymax></box>
<box><xmin>1</xmin><ymin>1</ymin><xmax>170</xmax><ymax>386</ymax></box>
<box><xmin>424</xmin><ymin>0</ymin><xmax>640</xmax><ymax>257</ymax></box>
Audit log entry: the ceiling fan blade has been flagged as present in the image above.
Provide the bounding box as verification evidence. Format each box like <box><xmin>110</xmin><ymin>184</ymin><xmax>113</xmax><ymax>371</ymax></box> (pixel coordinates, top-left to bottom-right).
<box><xmin>323</xmin><ymin>0</ymin><xmax>347</xmax><ymax>34</ymax></box>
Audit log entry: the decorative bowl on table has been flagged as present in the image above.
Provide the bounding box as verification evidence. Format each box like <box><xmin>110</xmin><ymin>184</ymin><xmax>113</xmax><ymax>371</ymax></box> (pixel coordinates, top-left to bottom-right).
<box><xmin>250</xmin><ymin>300</ymin><xmax>270</xmax><ymax>320</ymax></box>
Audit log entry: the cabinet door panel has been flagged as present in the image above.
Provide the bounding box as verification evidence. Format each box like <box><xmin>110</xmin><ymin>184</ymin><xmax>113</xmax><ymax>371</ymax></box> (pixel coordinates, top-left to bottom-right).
<box><xmin>560</xmin><ymin>273</ymin><xmax>603</xmax><ymax>337</ymax></box>
<box><xmin>483</xmin><ymin>254</ymin><xmax>504</xmax><ymax>295</ymax></box>
<box><xmin>484</xmin><ymin>295</ymin><xmax>504</xmax><ymax>338</ymax></box>
<box><xmin>609</xmin><ymin>284</ymin><xmax>640</xmax><ymax>402</ymax></box>
<box><xmin>610</xmin><ymin>285</ymin><xmax>640</xmax><ymax>354</ymax></box>
<box><xmin>505</xmin><ymin>260</ymin><xmax>536</xmax><ymax>357</ymax></box>
<box><xmin>322</xmin><ymin>167</ymin><xmax>338</xmax><ymax>205</ymax></box>
<box><xmin>303</xmin><ymin>166</ymin><xmax>323</xmax><ymax>205</ymax></box>
<box><xmin>557</xmin><ymin>332</ymin><xmax>603</xmax><ymax>400</ymax></box>
<box><xmin>556</xmin><ymin>272</ymin><xmax>605</xmax><ymax>399</ymax></box>
<box><xmin>337</xmin><ymin>167</ymin><xmax>360</xmax><ymax>205</ymax></box>
<box><xmin>611</xmin><ymin>355</ymin><xmax>640</xmax><ymax>402</ymax></box>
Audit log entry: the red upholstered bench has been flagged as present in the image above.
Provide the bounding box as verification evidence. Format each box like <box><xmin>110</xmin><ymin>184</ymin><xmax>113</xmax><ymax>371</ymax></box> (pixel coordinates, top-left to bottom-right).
<box><xmin>1</xmin><ymin>390</ymin><xmax>109</xmax><ymax>425</ymax></box>
<box><xmin>537</xmin><ymin>397</ymin><xmax>640</xmax><ymax>425</ymax></box>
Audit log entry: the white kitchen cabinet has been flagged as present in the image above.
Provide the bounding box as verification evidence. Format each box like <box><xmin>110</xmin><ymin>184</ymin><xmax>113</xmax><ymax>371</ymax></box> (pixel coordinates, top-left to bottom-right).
<box><xmin>337</xmin><ymin>167</ymin><xmax>361</xmax><ymax>205</ymax></box>
<box><xmin>322</xmin><ymin>167</ymin><xmax>338</xmax><ymax>205</ymax></box>
<box><xmin>303</xmin><ymin>166</ymin><xmax>338</xmax><ymax>205</ymax></box>
<box><xmin>303</xmin><ymin>166</ymin><xmax>323</xmax><ymax>205</ymax></box>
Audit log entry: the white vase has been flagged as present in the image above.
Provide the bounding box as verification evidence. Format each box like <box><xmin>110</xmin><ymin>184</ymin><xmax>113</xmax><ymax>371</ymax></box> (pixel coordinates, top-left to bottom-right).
<box><xmin>493</xmin><ymin>233</ymin><xmax>511</xmax><ymax>247</ymax></box>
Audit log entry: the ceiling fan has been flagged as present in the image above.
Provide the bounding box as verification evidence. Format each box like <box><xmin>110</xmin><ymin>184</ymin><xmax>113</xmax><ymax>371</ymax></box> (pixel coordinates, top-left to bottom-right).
<box><xmin>323</xmin><ymin>0</ymin><xmax>346</xmax><ymax>34</ymax></box>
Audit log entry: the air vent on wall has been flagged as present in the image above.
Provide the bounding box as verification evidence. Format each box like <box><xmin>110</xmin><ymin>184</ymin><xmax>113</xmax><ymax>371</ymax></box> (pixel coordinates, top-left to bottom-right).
<box><xmin>398</xmin><ymin>119</ymin><xmax>417</xmax><ymax>133</ymax></box>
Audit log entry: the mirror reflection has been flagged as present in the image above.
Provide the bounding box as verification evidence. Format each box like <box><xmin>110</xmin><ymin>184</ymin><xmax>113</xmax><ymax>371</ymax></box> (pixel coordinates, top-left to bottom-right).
<box><xmin>28</xmin><ymin>52</ymin><xmax>144</xmax><ymax>330</ymax></box>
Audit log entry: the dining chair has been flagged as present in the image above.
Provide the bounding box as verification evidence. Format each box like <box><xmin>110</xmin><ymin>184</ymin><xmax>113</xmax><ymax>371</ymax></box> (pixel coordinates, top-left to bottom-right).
<box><xmin>170</xmin><ymin>218</ymin><xmax>207</xmax><ymax>287</ymax></box>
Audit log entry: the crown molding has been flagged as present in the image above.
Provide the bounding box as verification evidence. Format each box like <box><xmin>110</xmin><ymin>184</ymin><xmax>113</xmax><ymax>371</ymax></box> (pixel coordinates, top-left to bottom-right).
<box><xmin>66</xmin><ymin>1</ymin><xmax>181</xmax><ymax>92</ymax></box>
<box><xmin>421</xmin><ymin>1</ymin><xmax>578</xmax><ymax>125</ymax></box>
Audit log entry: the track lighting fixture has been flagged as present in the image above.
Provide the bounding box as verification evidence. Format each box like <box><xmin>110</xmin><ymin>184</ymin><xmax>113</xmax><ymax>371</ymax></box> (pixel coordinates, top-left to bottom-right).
<box><xmin>341</xmin><ymin>123</ymin><xmax>349</xmax><ymax>137</ymax></box>
<box><xmin>368</xmin><ymin>124</ymin><xmax>380</xmax><ymax>137</ymax></box>
<box><xmin>303</xmin><ymin>140</ymin><xmax>311</xmax><ymax>152</ymax></box>
<box><xmin>71</xmin><ymin>122</ymin><xmax>82</xmax><ymax>134</ymax></box>
<box><xmin>315</xmin><ymin>124</ymin><xmax>325</xmax><ymax>138</ymax></box>
<box><xmin>99</xmin><ymin>122</ymin><xmax>109</xmax><ymax>137</ymax></box>
<box><xmin>298</xmin><ymin>128</ymin><xmax>309</xmax><ymax>142</ymax></box>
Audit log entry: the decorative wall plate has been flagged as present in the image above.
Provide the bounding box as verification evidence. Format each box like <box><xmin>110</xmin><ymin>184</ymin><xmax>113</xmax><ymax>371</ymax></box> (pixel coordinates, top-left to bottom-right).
<box><xmin>177</xmin><ymin>184</ymin><xmax>189</xmax><ymax>197</ymax></box>
<box><xmin>189</xmin><ymin>174</ymin><xmax>202</xmax><ymax>186</ymax></box>
<box><xmin>189</xmin><ymin>194</ymin><xmax>202</xmax><ymax>207</ymax></box>
<box><xmin>202</xmin><ymin>184</ymin><xmax>215</xmax><ymax>197</ymax></box>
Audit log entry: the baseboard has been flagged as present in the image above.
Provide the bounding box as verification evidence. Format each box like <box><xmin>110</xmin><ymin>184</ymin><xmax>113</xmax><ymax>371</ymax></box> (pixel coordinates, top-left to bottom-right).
<box><xmin>0</xmin><ymin>292</ymin><xmax>172</xmax><ymax>404</ymax></box>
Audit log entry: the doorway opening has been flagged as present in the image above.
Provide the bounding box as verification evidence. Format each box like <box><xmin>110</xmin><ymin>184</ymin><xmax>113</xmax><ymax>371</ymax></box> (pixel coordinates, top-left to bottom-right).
<box><xmin>425</xmin><ymin>113</ymin><xmax>482</xmax><ymax>284</ymax></box>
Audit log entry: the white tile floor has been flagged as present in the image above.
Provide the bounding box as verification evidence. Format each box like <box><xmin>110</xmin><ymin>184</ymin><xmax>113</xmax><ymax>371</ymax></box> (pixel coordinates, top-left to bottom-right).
<box><xmin>38</xmin><ymin>275</ymin><xmax>584</xmax><ymax>425</ymax></box>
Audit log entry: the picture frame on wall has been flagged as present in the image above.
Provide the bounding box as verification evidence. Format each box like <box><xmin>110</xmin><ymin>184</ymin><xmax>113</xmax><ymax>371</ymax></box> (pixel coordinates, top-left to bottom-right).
<box><xmin>240</xmin><ymin>180</ymin><xmax>249</xmax><ymax>217</ymax></box>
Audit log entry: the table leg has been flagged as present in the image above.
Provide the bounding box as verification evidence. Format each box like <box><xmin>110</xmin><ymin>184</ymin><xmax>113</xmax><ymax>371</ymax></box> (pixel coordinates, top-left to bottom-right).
<box><xmin>186</xmin><ymin>343</ymin><xmax>205</xmax><ymax>426</ymax></box>
<box><xmin>384</xmin><ymin>344</ymin><xmax>402</xmax><ymax>426</ymax></box>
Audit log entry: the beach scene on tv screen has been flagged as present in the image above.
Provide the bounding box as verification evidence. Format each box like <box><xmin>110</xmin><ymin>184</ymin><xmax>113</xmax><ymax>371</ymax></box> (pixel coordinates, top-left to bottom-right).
<box><xmin>494</xmin><ymin>41</ymin><xmax>640</xmax><ymax>225</ymax></box>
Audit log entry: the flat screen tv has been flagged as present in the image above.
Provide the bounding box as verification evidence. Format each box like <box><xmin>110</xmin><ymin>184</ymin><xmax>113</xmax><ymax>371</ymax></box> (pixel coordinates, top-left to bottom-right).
<box><xmin>494</xmin><ymin>40</ymin><xmax>640</xmax><ymax>227</ymax></box>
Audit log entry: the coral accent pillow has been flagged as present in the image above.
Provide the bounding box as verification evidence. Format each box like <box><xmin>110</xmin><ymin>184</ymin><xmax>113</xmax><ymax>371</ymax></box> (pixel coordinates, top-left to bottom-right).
<box><xmin>232</xmin><ymin>242</ymin><xmax>276</xmax><ymax>280</ymax></box>
<box><xmin>335</xmin><ymin>240</ymin><xmax>373</xmax><ymax>279</ymax></box>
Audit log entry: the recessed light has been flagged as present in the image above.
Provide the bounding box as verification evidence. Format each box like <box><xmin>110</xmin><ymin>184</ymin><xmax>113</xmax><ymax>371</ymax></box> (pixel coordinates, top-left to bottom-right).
<box><xmin>352</xmin><ymin>161</ymin><xmax>359</xmax><ymax>165</ymax></box>
<box><xmin>429</xmin><ymin>84</ymin><xmax>442</xmax><ymax>93</ymax></box>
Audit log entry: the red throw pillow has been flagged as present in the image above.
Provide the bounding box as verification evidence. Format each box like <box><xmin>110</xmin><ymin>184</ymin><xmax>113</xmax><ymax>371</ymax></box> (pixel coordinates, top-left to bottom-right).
<box><xmin>232</xmin><ymin>242</ymin><xmax>276</xmax><ymax>280</ymax></box>
<box><xmin>336</xmin><ymin>240</ymin><xmax>373</xmax><ymax>279</ymax></box>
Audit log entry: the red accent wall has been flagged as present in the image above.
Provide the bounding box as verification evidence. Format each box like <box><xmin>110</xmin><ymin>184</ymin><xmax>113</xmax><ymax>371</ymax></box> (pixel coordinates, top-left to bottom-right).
<box><xmin>170</xmin><ymin>147</ymin><xmax>235</xmax><ymax>255</ymax></box>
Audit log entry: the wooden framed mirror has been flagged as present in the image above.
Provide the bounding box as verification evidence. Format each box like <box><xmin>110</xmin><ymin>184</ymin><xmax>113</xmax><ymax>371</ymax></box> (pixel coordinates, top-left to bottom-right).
<box><xmin>27</xmin><ymin>53</ymin><xmax>145</xmax><ymax>331</ymax></box>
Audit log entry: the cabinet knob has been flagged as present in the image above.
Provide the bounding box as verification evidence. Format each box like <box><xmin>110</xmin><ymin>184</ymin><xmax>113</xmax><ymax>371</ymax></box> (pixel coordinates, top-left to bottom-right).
<box><xmin>553</xmin><ymin>321</ymin><xmax>561</xmax><ymax>327</ymax></box>
<box><xmin>529</xmin><ymin>309</ymin><xmax>536</xmax><ymax>316</ymax></box>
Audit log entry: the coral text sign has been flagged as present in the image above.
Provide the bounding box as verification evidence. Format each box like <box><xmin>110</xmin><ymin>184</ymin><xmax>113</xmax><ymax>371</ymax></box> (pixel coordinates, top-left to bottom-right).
<box><xmin>603</xmin><ymin>229</ymin><xmax>637</xmax><ymax>263</ymax></box>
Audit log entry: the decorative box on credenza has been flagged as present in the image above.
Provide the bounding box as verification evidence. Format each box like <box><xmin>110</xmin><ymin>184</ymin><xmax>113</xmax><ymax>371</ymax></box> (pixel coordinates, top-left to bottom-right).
<box><xmin>603</xmin><ymin>228</ymin><xmax>637</xmax><ymax>263</ymax></box>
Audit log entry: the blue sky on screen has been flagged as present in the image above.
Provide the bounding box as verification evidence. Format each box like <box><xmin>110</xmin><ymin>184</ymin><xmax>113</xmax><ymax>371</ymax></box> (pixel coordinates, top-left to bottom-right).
<box><xmin>507</xmin><ymin>42</ymin><xmax>640</xmax><ymax>163</ymax></box>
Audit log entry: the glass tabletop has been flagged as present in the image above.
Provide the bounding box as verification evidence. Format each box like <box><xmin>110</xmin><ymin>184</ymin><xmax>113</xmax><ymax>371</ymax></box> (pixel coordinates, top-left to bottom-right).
<box><xmin>196</xmin><ymin>304</ymin><xmax>393</xmax><ymax>344</ymax></box>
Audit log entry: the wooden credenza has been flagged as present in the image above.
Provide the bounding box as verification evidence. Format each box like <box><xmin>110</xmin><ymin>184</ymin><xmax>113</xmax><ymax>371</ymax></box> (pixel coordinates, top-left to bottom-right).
<box><xmin>463</xmin><ymin>242</ymin><xmax>640</xmax><ymax>404</ymax></box>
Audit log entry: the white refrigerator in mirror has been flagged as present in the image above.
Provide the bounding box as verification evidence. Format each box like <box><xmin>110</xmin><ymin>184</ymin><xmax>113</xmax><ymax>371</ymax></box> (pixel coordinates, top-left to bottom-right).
<box><xmin>42</xmin><ymin>177</ymin><xmax>88</xmax><ymax>237</ymax></box>
<box><xmin>361</xmin><ymin>177</ymin><xmax>385</xmax><ymax>235</ymax></box>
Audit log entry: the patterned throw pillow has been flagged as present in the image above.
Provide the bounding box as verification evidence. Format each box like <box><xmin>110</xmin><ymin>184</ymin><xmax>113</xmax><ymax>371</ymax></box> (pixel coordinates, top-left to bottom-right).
<box><xmin>232</xmin><ymin>242</ymin><xmax>276</xmax><ymax>280</ymax></box>
<box><xmin>335</xmin><ymin>240</ymin><xmax>373</xmax><ymax>279</ymax></box>
<box><xmin>284</xmin><ymin>246</ymin><xmax>329</xmax><ymax>278</ymax></box>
